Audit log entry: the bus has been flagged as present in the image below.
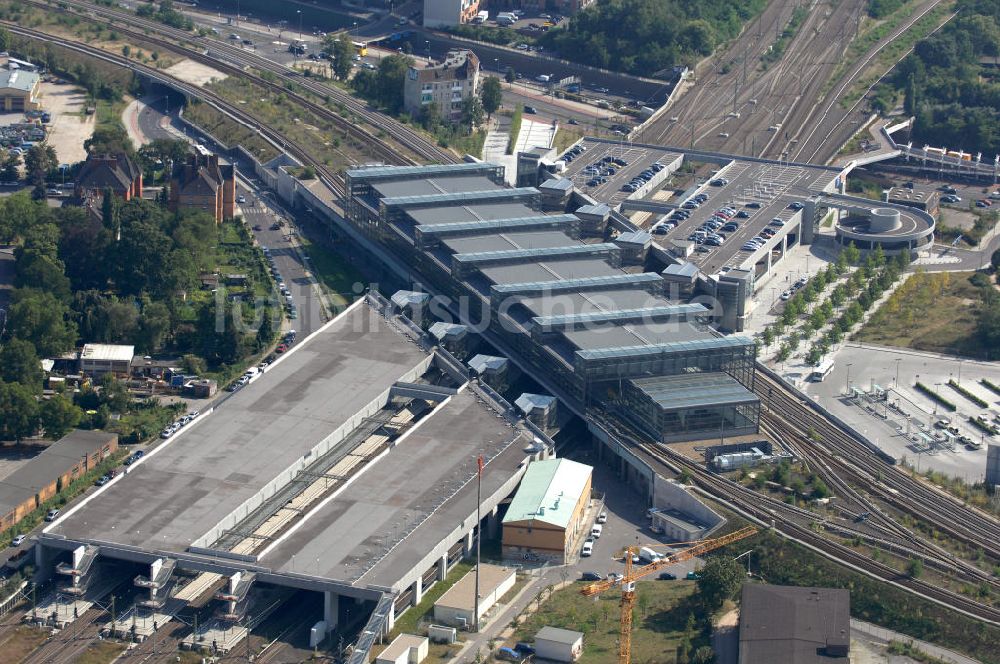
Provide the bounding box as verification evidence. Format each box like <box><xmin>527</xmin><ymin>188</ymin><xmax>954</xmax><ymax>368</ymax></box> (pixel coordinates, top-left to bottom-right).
<box><xmin>809</xmin><ymin>357</ymin><xmax>834</xmax><ymax>382</ymax></box>
<box><xmin>352</xmin><ymin>41</ymin><xmax>368</xmax><ymax>57</ymax></box>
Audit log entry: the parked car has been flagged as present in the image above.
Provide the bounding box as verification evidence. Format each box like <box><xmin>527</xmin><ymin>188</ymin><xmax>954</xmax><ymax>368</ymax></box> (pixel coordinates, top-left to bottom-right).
<box><xmin>45</xmin><ymin>509</ymin><xmax>60</xmax><ymax>522</ymax></box>
<box><xmin>657</xmin><ymin>572</ymin><xmax>677</xmax><ymax>580</ymax></box>
<box><xmin>496</xmin><ymin>646</ymin><xmax>523</xmax><ymax>661</ymax></box>
<box><xmin>10</xmin><ymin>535</ymin><xmax>26</xmax><ymax>547</ymax></box>
<box><xmin>581</xmin><ymin>571</ymin><xmax>603</xmax><ymax>581</ymax></box>
<box><xmin>581</xmin><ymin>539</ymin><xmax>594</xmax><ymax>557</ymax></box>
<box><xmin>523</xmin><ymin>106</ymin><xmax>537</xmax><ymax>114</ymax></box>
<box><xmin>514</xmin><ymin>642</ymin><xmax>536</xmax><ymax>656</ymax></box>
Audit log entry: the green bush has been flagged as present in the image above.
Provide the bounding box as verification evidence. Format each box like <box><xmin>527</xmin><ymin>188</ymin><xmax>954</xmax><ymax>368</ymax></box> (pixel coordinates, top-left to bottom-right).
<box><xmin>506</xmin><ymin>104</ymin><xmax>523</xmax><ymax>155</ymax></box>
<box><xmin>981</xmin><ymin>379</ymin><xmax>1000</xmax><ymax>397</ymax></box>
<box><xmin>914</xmin><ymin>382</ymin><xmax>956</xmax><ymax>412</ymax></box>
<box><xmin>946</xmin><ymin>379</ymin><xmax>988</xmax><ymax>408</ymax></box>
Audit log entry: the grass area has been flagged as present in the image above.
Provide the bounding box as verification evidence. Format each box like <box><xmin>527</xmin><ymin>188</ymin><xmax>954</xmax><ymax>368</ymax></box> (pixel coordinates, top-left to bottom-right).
<box><xmin>841</xmin><ymin>0</ymin><xmax>955</xmax><ymax>107</ymax></box>
<box><xmin>296</xmin><ymin>235</ymin><xmax>365</xmax><ymax>312</ymax></box>
<box><xmin>109</xmin><ymin>400</ymin><xmax>184</xmax><ymax>444</ymax></box>
<box><xmin>389</xmin><ymin>561</ymin><xmax>474</xmax><ymax>638</ymax></box>
<box><xmin>553</xmin><ymin>126</ymin><xmax>584</xmax><ymax>154</ymax></box>
<box><xmin>447</xmin><ymin>129</ymin><xmax>488</xmax><ymax>159</ymax></box>
<box><xmin>75</xmin><ymin>640</ymin><xmax>127</xmax><ymax>664</ymax></box>
<box><xmin>512</xmin><ymin>579</ymin><xmax>699</xmax><ymax>663</ymax></box>
<box><xmin>182</xmin><ymin>100</ymin><xmax>280</xmax><ymax>162</ymax></box>
<box><xmin>0</xmin><ymin>625</ymin><xmax>51</xmax><ymax>664</ymax></box>
<box><xmin>853</xmin><ymin>271</ymin><xmax>988</xmax><ymax>356</ymax></box>
<box><xmin>936</xmin><ymin>210</ymin><xmax>999</xmax><ymax>247</ymax></box>
<box><xmin>506</xmin><ymin>104</ymin><xmax>523</xmax><ymax>156</ymax></box>
<box><xmin>900</xmin><ymin>463</ymin><xmax>1000</xmax><ymax>519</ymax></box>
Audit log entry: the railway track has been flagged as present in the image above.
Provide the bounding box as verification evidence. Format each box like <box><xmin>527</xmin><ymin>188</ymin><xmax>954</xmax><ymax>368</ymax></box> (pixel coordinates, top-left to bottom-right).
<box><xmin>754</xmin><ymin>369</ymin><xmax>1000</xmax><ymax>561</ymax></box>
<box><xmin>5</xmin><ymin>23</ymin><xmax>356</xmax><ymax>197</ymax></box>
<box><xmin>28</xmin><ymin>0</ymin><xmax>454</xmax><ymax>166</ymax></box>
<box><xmin>590</xmin><ymin>411</ymin><xmax>1000</xmax><ymax>624</ymax></box>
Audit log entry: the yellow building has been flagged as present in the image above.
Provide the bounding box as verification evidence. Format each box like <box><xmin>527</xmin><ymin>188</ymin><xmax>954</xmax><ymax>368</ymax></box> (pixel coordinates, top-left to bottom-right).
<box><xmin>0</xmin><ymin>68</ymin><xmax>40</xmax><ymax>112</ymax></box>
<box><xmin>502</xmin><ymin>458</ymin><xmax>593</xmax><ymax>563</ymax></box>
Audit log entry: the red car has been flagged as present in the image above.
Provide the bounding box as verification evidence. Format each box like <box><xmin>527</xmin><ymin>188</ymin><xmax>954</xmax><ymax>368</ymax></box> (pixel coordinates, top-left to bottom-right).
<box><xmin>276</xmin><ymin>344</ymin><xmax>287</xmax><ymax>354</ymax></box>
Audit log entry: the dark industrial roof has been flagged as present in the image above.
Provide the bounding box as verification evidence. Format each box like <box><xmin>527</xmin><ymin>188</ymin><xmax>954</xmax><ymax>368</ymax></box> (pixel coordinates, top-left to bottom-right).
<box><xmin>0</xmin><ymin>430</ymin><xmax>118</xmax><ymax>514</ymax></box>
<box><xmin>739</xmin><ymin>584</ymin><xmax>851</xmax><ymax>664</ymax></box>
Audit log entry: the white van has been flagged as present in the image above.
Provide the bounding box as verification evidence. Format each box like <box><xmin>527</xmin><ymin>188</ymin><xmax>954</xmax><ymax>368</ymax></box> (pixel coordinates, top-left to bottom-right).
<box><xmin>590</xmin><ymin>524</ymin><xmax>603</xmax><ymax>539</ymax></box>
<box><xmin>638</xmin><ymin>547</ymin><xmax>661</xmax><ymax>564</ymax></box>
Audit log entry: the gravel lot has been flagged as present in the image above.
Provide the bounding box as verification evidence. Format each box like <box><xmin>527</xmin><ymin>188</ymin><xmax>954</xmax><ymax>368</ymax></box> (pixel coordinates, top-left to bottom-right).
<box><xmin>39</xmin><ymin>81</ymin><xmax>94</xmax><ymax>165</ymax></box>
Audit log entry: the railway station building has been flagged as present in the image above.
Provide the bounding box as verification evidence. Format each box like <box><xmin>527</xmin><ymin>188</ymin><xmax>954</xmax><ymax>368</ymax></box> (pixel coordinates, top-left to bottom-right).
<box><xmin>343</xmin><ymin>162</ymin><xmax>760</xmax><ymax>444</ymax></box>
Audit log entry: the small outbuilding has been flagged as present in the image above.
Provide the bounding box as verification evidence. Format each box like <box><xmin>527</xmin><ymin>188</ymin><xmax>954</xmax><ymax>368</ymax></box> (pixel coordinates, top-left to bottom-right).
<box><xmin>432</xmin><ymin>564</ymin><xmax>516</xmax><ymax>629</ymax></box>
<box><xmin>534</xmin><ymin>626</ymin><xmax>584</xmax><ymax>662</ymax></box>
<box><xmin>79</xmin><ymin>344</ymin><xmax>135</xmax><ymax>378</ymax></box>
<box><xmin>375</xmin><ymin>633</ymin><xmax>428</xmax><ymax>664</ymax></box>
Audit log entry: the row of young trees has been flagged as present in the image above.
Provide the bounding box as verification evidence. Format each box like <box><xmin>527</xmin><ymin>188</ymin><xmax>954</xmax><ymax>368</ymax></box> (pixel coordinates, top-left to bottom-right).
<box><xmin>769</xmin><ymin>246</ymin><xmax>909</xmax><ymax>364</ymax></box>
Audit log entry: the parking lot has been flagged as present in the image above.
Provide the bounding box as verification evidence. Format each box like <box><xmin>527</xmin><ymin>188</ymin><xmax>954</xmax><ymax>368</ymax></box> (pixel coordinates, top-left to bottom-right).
<box><xmin>560</xmin><ymin>138</ymin><xmax>681</xmax><ymax>206</ymax></box>
<box><xmin>649</xmin><ymin>161</ymin><xmax>826</xmax><ymax>275</ymax></box>
<box><xmin>38</xmin><ymin>80</ymin><xmax>95</xmax><ymax>165</ymax></box>
<box><xmin>805</xmin><ymin>345</ymin><xmax>1000</xmax><ymax>479</ymax></box>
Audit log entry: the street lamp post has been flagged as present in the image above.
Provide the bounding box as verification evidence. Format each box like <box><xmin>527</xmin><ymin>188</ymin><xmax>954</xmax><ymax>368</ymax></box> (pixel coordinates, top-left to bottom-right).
<box><xmin>845</xmin><ymin>363</ymin><xmax>853</xmax><ymax>396</ymax></box>
<box><xmin>894</xmin><ymin>357</ymin><xmax>902</xmax><ymax>388</ymax></box>
<box><xmin>298</xmin><ymin>10</ymin><xmax>303</xmax><ymax>42</ymax></box>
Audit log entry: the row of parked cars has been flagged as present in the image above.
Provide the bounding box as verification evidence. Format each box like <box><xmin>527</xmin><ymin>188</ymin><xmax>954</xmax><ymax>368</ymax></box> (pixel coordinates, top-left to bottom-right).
<box><xmin>779</xmin><ymin>275</ymin><xmax>810</xmax><ymax>301</ymax></box>
<box><xmin>159</xmin><ymin>410</ymin><xmax>201</xmax><ymax>440</ymax></box>
<box><xmin>265</xmin><ymin>247</ymin><xmax>298</xmax><ymax>320</ymax></box>
<box><xmin>621</xmin><ymin>161</ymin><xmax>666</xmax><ymax>193</ymax></box>
<box><xmin>581</xmin><ymin>154</ymin><xmax>631</xmax><ymax>187</ymax></box>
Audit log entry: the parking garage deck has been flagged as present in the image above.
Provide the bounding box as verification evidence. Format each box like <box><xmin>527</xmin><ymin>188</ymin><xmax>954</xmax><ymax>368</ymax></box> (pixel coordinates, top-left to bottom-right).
<box><xmin>265</xmin><ymin>388</ymin><xmax>531</xmax><ymax>590</ymax></box>
<box><xmin>44</xmin><ymin>303</ymin><xmax>431</xmax><ymax>556</ymax></box>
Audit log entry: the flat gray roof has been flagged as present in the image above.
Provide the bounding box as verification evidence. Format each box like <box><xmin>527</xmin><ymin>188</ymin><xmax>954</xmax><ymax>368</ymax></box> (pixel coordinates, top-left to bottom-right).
<box><xmin>481</xmin><ymin>257</ymin><xmax>621</xmax><ymax>285</ymax></box>
<box><xmin>513</xmin><ymin>288</ymin><xmax>673</xmax><ymax>319</ymax></box>
<box><xmin>630</xmin><ymin>372</ymin><xmax>758</xmax><ymax>410</ymax></box>
<box><xmin>46</xmin><ymin>305</ymin><xmax>430</xmax><ymax>554</ymax></box>
<box><xmin>408</xmin><ymin>201</ymin><xmax>535</xmax><ymax>226</ymax></box>
<box><xmin>443</xmin><ymin>229</ymin><xmax>577</xmax><ymax>254</ymax></box>
<box><xmin>373</xmin><ymin>175</ymin><xmax>502</xmax><ymax>199</ymax></box>
<box><xmin>563</xmin><ymin>319</ymin><xmax>709</xmax><ymax>351</ymax></box>
<box><xmin>266</xmin><ymin>390</ymin><xmax>530</xmax><ymax>589</ymax></box>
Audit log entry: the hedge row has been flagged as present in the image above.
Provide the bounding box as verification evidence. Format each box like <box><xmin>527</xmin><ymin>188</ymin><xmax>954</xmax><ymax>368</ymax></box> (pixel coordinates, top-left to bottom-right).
<box><xmin>914</xmin><ymin>382</ymin><xmax>957</xmax><ymax>412</ymax></box>
<box><xmin>969</xmin><ymin>416</ymin><xmax>999</xmax><ymax>437</ymax></box>
<box><xmin>947</xmin><ymin>379</ymin><xmax>989</xmax><ymax>408</ymax></box>
<box><xmin>980</xmin><ymin>378</ymin><xmax>1000</xmax><ymax>397</ymax></box>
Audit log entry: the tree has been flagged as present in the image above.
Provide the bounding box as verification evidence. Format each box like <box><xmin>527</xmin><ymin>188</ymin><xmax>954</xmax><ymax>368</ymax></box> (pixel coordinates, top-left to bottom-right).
<box><xmin>99</xmin><ymin>374</ymin><xmax>131</xmax><ymax>413</ymax></box>
<box><xmin>0</xmin><ymin>150</ymin><xmax>20</xmax><ymax>184</ymax></box>
<box><xmin>504</xmin><ymin>67</ymin><xmax>516</xmax><ymax>84</ymax></box>
<box><xmin>5</xmin><ymin>289</ymin><xmax>78</xmax><ymax>356</ymax></box>
<box><xmin>0</xmin><ymin>381</ymin><xmax>40</xmax><ymax>441</ymax></box>
<box><xmin>692</xmin><ymin>646</ymin><xmax>716</xmax><ymax>664</ymax></box>
<box><xmin>696</xmin><ymin>556</ymin><xmax>744</xmax><ymax>611</ymax></box>
<box><xmin>24</xmin><ymin>144</ymin><xmax>57</xmax><ymax>189</ymax></box>
<box><xmin>376</xmin><ymin>54</ymin><xmax>413</xmax><ymax>113</ymax></box>
<box><xmin>461</xmin><ymin>95</ymin><xmax>485</xmax><ymax>129</ymax></box>
<box><xmin>0</xmin><ymin>339</ymin><xmax>44</xmax><ymax>391</ymax></box>
<box><xmin>481</xmin><ymin>76</ymin><xmax>503</xmax><ymax>118</ymax></box>
<box><xmin>907</xmin><ymin>557</ymin><xmax>924</xmax><ymax>578</ymax></box>
<box><xmin>14</xmin><ymin>248</ymin><xmax>71</xmax><ymax>302</ymax></box>
<box><xmin>136</xmin><ymin>299</ymin><xmax>171</xmax><ymax>353</ymax></box>
<box><xmin>327</xmin><ymin>32</ymin><xmax>354</xmax><ymax>80</ymax></box>
<box><xmin>40</xmin><ymin>394</ymin><xmax>83</xmax><ymax>440</ymax></box>
<box><xmin>991</xmin><ymin>248</ymin><xmax>1000</xmax><ymax>272</ymax></box>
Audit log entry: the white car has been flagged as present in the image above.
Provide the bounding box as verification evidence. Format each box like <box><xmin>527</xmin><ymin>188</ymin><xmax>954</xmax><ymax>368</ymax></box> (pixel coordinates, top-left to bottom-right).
<box><xmin>237</xmin><ymin>195</ymin><xmax>246</xmax><ymax>204</ymax></box>
<box><xmin>581</xmin><ymin>540</ymin><xmax>593</xmax><ymax>557</ymax></box>
<box><xmin>11</xmin><ymin>534</ymin><xmax>26</xmax><ymax>547</ymax></box>
<box><xmin>596</xmin><ymin>512</ymin><xmax>607</xmax><ymax>524</ymax></box>
<box><xmin>591</xmin><ymin>524</ymin><xmax>603</xmax><ymax>539</ymax></box>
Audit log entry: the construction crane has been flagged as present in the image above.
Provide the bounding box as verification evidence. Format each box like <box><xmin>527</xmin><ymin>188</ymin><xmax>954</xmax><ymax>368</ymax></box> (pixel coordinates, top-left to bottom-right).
<box><xmin>580</xmin><ymin>526</ymin><xmax>759</xmax><ymax>664</ymax></box>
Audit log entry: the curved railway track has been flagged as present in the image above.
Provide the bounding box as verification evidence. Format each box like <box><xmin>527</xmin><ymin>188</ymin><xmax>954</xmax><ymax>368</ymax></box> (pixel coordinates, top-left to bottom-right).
<box><xmin>754</xmin><ymin>370</ymin><xmax>1000</xmax><ymax>561</ymax></box>
<box><xmin>27</xmin><ymin>0</ymin><xmax>454</xmax><ymax>166</ymax></box>
<box><xmin>590</xmin><ymin>412</ymin><xmax>1000</xmax><ymax>625</ymax></box>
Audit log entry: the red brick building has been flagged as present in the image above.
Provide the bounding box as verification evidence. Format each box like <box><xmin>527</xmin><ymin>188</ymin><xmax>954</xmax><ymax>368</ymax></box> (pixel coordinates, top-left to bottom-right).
<box><xmin>169</xmin><ymin>150</ymin><xmax>236</xmax><ymax>223</ymax></box>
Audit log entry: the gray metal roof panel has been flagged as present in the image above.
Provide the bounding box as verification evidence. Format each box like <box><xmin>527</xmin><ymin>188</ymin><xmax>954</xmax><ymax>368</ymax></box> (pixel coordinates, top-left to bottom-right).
<box><xmin>381</xmin><ymin>187</ymin><xmax>538</xmax><ymax>208</ymax></box>
<box><xmin>563</xmin><ymin>319</ymin><xmax>710</xmax><ymax>351</ymax></box>
<box><xmin>416</xmin><ymin>214</ymin><xmax>578</xmax><ymax>234</ymax></box>
<box><xmin>629</xmin><ymin>372</ymin><xmax>758</xmax><ymax>410</ymax></box>
<box><xmin>407</xmin><ymin>202</ymin><xmax>536</xmax><ymax>226</ymax></box>
<box><xmin>453</xmin><ymin>243</ymin><xmax>618</xmax><ymax>266</ymax></box>
<box><xmin>492</xmin><ymin>272</ymin><xmax>663</xmax><ymax>296</ymax></box>
<box><xmin>482</xmin><ymin>258</ymin><xmax>621</xmax><ymax>285</ymax></box>
<box><xmin>532</xmin><ymin>303</ymin><xmax>709</xmax><ymax>329</ymax></box>
<box><xmin>443</xmin><ymin>229</ymin><xmax>577</xmax><ymax>254</ymax></box>
<box><xmin>575</xmin><ymin>335</ymin><xmax>754</xmax><ymax>360</ymax></box>
<box><xmin>347</xmin><ymin>162</ymin><xmax>502</xmax><ymax>180</ymax></box>
<box><xmin>373</xmin><ymin>175</ymin><xmax>502</xmax><ymax>199</ymax></box>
